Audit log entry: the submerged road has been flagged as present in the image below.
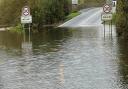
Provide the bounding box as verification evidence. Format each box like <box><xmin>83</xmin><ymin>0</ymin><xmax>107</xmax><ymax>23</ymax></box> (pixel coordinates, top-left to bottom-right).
<box><xmin>59</xmin><ymin>8</ymin><xmax>102</xmax><ymax>27</ymax></box>
<box><xmin>0</xmin><ymin>7</ymin><xmax>126</xmax><ymax>89</ymax></box>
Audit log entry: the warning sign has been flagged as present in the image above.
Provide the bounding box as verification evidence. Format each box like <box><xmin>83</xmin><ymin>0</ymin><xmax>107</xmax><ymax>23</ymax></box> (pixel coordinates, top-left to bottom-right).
<box><xmin>22</xmin><ymin>6</ymin><xmax>30</xmax><ymax>16</ymax></box>
<box><xmin>103</xmin><ymin>4</ymin><xmax>112</xmax><ymax>13</ymax></box>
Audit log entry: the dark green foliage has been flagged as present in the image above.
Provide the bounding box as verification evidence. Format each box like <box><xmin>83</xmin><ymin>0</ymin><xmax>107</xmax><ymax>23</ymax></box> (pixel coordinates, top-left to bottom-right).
<box><xmin>79</xmin><ymin>0</ymin><xmax>105</xmax><ymax>8</ymax></box>
<box><xmin>0</xmin><ymin>0</ymin><xmax>26</xmax><ymax>25</ymax></box>
<box><xmin>0</xmin><ymin>0</ymin><xmax>71</xmax><ymax>26</ymax></box>
<box><xmin>116</xmin><ymin>0</ymin><xmax>128</xmax><ymax>38</ymax></box>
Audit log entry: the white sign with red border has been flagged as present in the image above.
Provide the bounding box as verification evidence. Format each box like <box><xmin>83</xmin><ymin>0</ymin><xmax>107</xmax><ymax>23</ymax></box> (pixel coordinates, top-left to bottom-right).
<box><xmin>103</xmin><ymin>4</ymin><xmax>112</xmax><ymax>13</ymax></box>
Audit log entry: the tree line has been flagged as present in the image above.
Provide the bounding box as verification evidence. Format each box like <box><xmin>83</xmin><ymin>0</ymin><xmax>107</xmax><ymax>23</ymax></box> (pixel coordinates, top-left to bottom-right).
<box><xmin>78</xmin><ymin>0</ymin><xmax>105</xmax><ymax>8</ymax></box>
<box><xmin>116</xmin><ymin>0</ymin><xmax>128</xmax><ymax>38</ymax></box>
<box><xmin>0</xmin><ymin>0</ymin><xmax>71</xmax><ymax>27</ymax></box>
<box><xmin>0</xmin><ymin>0</ymin><xmax>105</xmax><ymax>27</ymax></box>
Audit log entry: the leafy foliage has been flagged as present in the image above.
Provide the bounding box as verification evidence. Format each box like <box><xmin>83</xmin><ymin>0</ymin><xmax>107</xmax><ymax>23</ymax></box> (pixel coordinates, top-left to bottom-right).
<box><xmin>0</xmin><ymin>0</ymin><xmax>105</xmax><ymax>27</ymax></box>
<box><xmin>78</xmin><ymin>0</ymin><xmax>105</xmax><ymax>8</ymax></box>
<box><xmin>0</xmin><ymin>0</ymin><xmax>71</xmax><ymax>26</ymax></box>
<box><xmin>116</xmin><ymin>0</ymin><xmax>128</xmax><ymax>38</ymax></box>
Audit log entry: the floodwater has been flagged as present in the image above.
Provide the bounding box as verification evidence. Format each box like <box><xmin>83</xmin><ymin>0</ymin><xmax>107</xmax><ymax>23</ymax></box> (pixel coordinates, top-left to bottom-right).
<box><xmin>0</xmin><ymin>26</ymin><xmax>128</xmax><ymax>89</ymax></box>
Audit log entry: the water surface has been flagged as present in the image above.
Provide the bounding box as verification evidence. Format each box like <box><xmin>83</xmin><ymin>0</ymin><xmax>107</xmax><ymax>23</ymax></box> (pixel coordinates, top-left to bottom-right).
<box><xmin>0</xmin><ymin>26</ymin><xmax>128</xmax><ymax>89</ymax></box>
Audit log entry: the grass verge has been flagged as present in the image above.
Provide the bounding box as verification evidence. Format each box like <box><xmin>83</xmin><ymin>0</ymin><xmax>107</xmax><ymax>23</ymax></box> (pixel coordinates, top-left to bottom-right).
<box><xmin>65</xmin><ymin>12</ymin><xmax>81</xmax><ymax>21</ymax></box>
<box><xmin>112</xmin><ymin>13</ymin><xmax>116</xmax><ymax>24</ymax></box>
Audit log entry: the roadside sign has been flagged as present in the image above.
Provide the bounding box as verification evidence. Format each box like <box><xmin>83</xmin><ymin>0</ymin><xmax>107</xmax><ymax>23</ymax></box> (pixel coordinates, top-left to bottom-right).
<box><xmin>21</xmin><ymin>6</ymin><xmax>32</xmax><ymax>24</ymax></box>
<box><xmin>103</xmin><ymin>4</ymin><xmax>112</xmax><ymax>13</ymax></box>
<box><xmin>102</xmin><ymin>3</ymin><xmax>113</xmax><ymax>37</ymax></box>
<box><xmin>21</xmin><ymin>15</ymin><xmax>32</xmax><ymax>24</ymax></box>
<box><xmin>101</xmin><ymin>13</ymin><xmax>112</xmax><ymax>21</ymax></box>
<box><xmin>72</xmin><ymin>0</ymin><xmax>78</xmax><ymax>5</ymax></box>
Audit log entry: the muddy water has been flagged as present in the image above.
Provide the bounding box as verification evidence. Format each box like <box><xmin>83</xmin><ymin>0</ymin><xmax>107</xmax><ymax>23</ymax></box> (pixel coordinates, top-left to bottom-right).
<box><xmin>0</xmin><ymin>26</ymin><xmax>127</xmax><ymax>89</ymax></box>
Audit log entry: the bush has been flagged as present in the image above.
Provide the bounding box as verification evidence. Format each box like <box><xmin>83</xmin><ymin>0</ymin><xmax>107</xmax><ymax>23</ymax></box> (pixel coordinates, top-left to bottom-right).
<box><xmin>9</xmin><ymin>24</ymin><xmax>23</xmax><ymax>34</ymax></box>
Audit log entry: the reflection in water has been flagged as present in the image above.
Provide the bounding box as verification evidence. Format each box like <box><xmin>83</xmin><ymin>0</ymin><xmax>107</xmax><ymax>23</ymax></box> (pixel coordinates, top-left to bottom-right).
<box><xmin>32</xmin><ymin>27</ymin><xmax>72</xmax><ymax>54</ymax></box>
<box><xmin>59</xmin><ymin>63</ymin><xmax>65</xmax><ymax>84</ymax></box>
<box><xmin>0</xmin><ymin>26</ymin><xmax>128</xmax><ymax>89</ymax></box>
<box><xmin>0</xmin><ymin>31</ymin><xmax>22</xmax><ymax>49</ymax></box>
<box><xmin>22</xmin><ymin>30</ymin><xmax>33</xmax><ymax>59</ymax></box>
<box><xmin>0</xmin><ymin>27</ymin><xmax>72</xmax><ymax>89</ymax></box>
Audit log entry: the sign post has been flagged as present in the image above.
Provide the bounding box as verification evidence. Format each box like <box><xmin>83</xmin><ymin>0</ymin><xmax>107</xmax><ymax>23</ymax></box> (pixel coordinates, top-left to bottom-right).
<box><xmin>21</xmin><ymin>6</ymin><xmax>32</xmax><ymax>24</ymax></box>
<box><xmin>21</xmin><ymin>6</ymin><xmax>32</xmax><ymax>43</ymax></box>
<box><xmin>101</xmin><ymin>4</ymin><xmax>113</xmax><ymax>37</ymax></box>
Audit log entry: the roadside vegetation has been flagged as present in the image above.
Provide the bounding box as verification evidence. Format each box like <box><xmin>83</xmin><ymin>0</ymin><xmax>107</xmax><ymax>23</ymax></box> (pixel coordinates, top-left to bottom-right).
<box><xmin>65</xmin><ymin>11</ymin><xmax>80</xmax><ymax>21</ymax></box>
<box><xmin>0</xmin><ymin>0</ymin><xmax>105</xmax><ymax>29</ymax></box>
<box><xmin>78</xmin><ymin>0</ymin><xmax>105</xmax><ymax>9</ymax></box>
<box><xmin>116</xmin><ymin>0</ymin><xmax>128</xmax><ymax>38</ymax></box>
<box><xmin>0</xmin><ymin>0</ymin><xmax>71</xmax><ymax>28</ymax></box>
<box><xmin>112</xmin><ymin>13</ymin><xmax>116</xmax><ymax>24</ymax></box>
<box><xmin>9</xmin><ymin>24</ymin><xmax>23</xmax><ymax>34</ymax></box>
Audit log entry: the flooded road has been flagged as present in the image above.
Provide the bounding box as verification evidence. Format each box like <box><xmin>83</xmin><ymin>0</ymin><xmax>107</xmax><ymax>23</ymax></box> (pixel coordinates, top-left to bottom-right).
<box><xmin>0</xmin><ymin>26</ymin><xmax>128</xmax><ymax>89</ymax></box>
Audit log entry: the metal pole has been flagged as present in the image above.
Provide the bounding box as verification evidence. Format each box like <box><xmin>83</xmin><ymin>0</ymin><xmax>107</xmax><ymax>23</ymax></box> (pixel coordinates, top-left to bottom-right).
<box><xmin>109</xmin><ymin>21</ymin><xmax>111</xmax><ymax>35</ymax></box>
<box><xmin>104</xmin><ymin>21</ymin><xmax>106</xmax><ymax>38</ymax></box>
<box><xmin>23</xmin><ymin>24</ymin><xmax>26</xmax><ymax>42</ymax></box>
<box><xmin>111</xmin><ymin>20</ymin><xmax>112</xmax><ymax>36</ymax></box>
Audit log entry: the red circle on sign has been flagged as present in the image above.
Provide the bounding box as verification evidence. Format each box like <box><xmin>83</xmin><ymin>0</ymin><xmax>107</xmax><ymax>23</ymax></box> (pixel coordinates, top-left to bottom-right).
<box><xmin>103</xmin><ymin>4</ymin><xmax>111</xmax><ymax>13</ymax></box>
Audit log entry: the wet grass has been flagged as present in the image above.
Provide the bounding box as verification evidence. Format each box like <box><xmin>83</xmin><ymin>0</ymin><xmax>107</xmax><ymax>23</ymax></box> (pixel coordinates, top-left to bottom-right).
<box><xmin>112</xmin><ymin>13</ymin><xmax>116</xmax><ymax>24</ymax></box>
